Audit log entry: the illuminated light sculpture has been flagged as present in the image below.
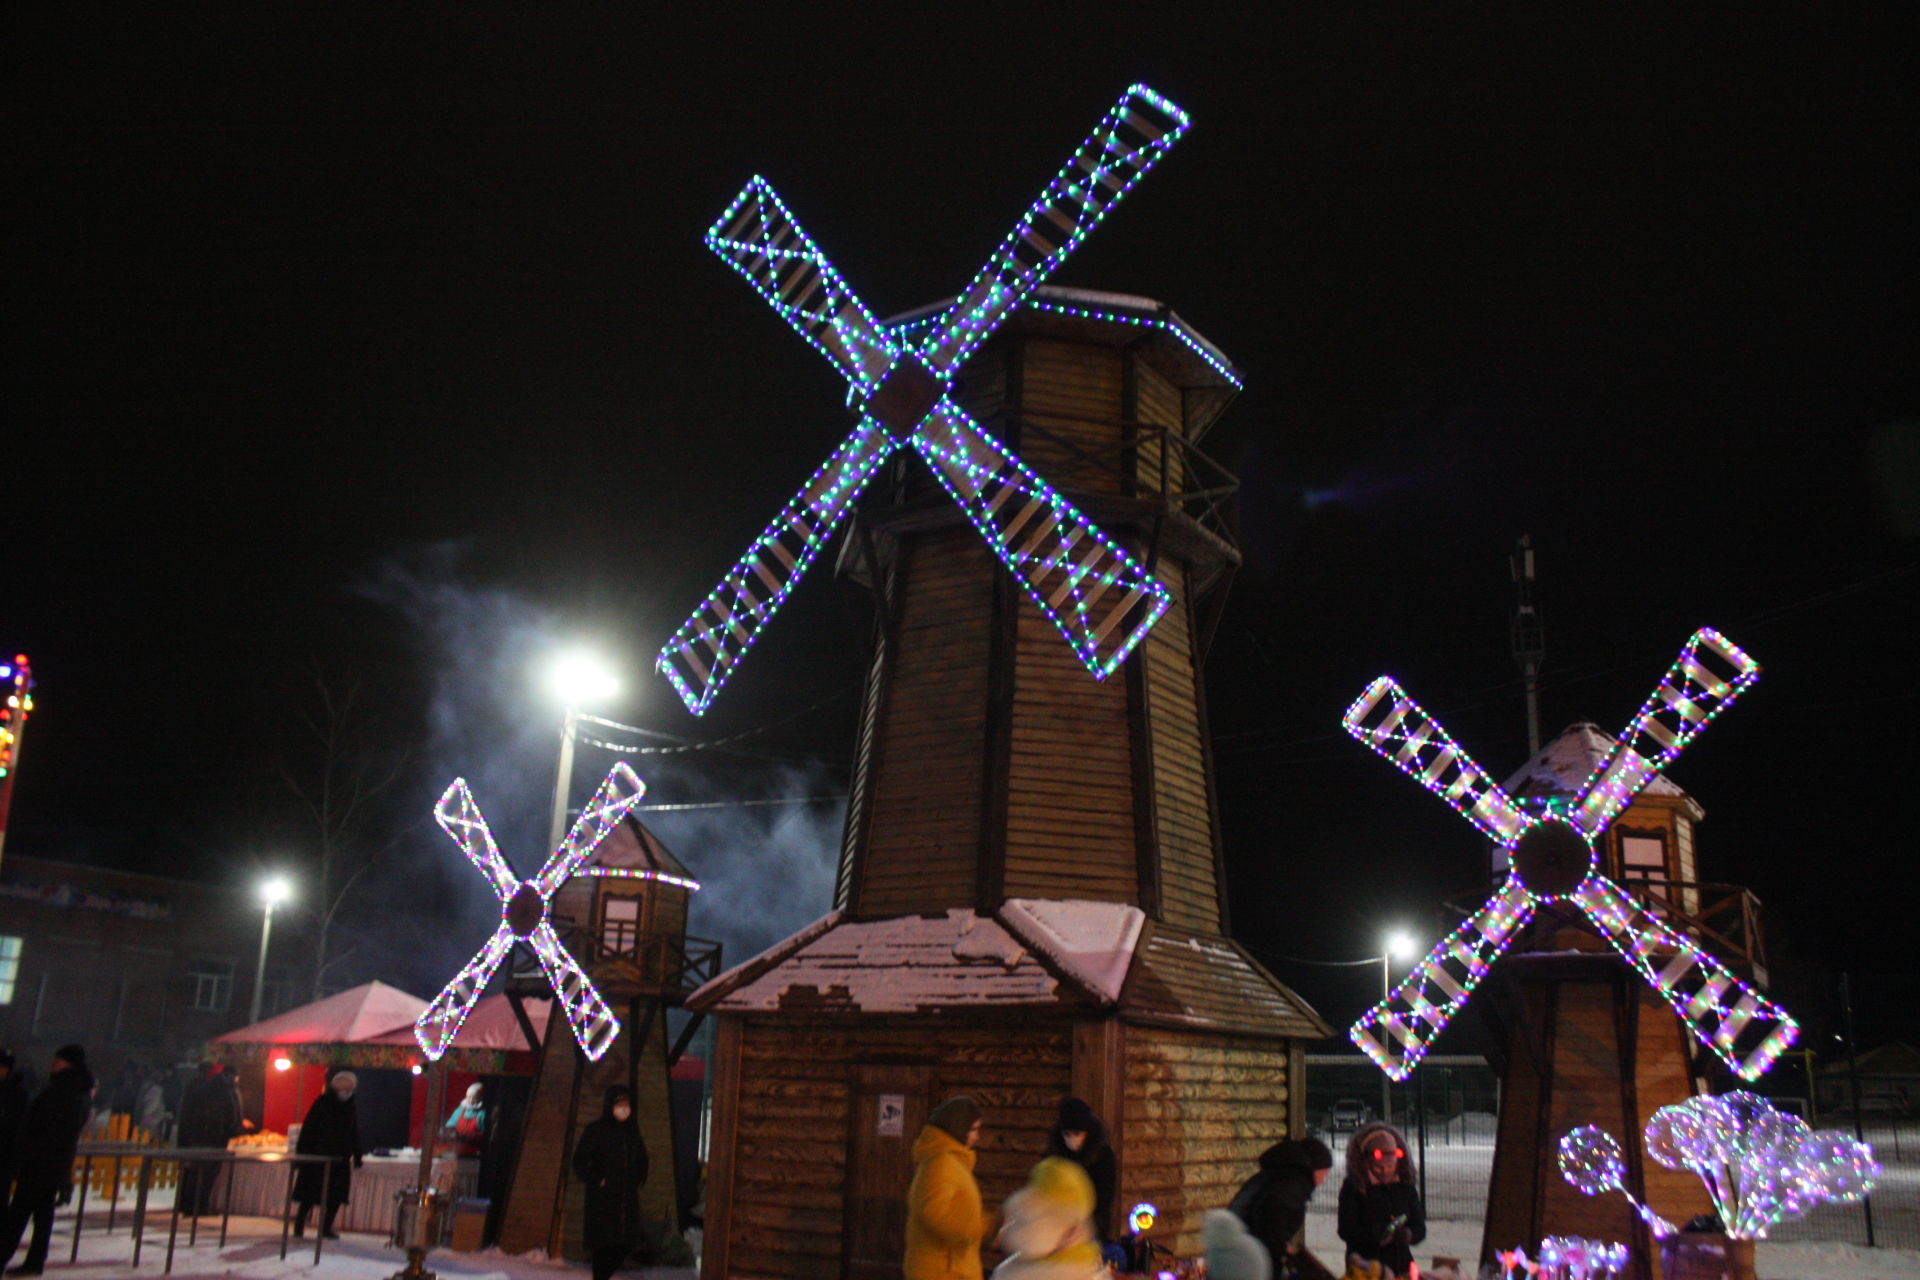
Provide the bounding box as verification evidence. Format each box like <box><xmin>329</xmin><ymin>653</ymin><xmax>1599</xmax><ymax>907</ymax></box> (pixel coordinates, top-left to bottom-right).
<box><xmin>1557</xmin><ymin>1126</ymin><xmax>1678</xmax><ymax>1237</ymax></box>
<box><xmin>1561</xmin><ymin>1093</ymin><xmax>1879</xmax><ymax>1240</ymax></box>
<box><xmin>658</xmin><ymin>84</ymin><xmax>1191</xmax><ymax>715</ymax></box>
<box><xmin>1535</xmin><ymin>1237</ymin><xmax>1630</xmax><ymax>1280</ymax></box>
<box><xmin>1344</xmin><ymin>628</ymin><xmax>1799</xmax><ymax>1081</ymax></box>
<box><xmin>414</xmin><ymin>762</ymin><xmax>648</xmax><ymax>1062</ymax></box>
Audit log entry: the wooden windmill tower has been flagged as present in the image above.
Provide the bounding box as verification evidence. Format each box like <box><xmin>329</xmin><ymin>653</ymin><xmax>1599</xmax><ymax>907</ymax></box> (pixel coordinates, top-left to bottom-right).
<box><xmin>664</xmin><ymin>86</ymin><xmax>1328</xmax><ymax>1274</ymax></box>
<box><xmin>1340</xmin><ymin>630</ymin><xmax>1798</xmax><ymax>1279</ymax></box>
<box><xmin>497</xmin><ymin>811</ymin><xmax>721</xmax><ymax>1257</ymax></box>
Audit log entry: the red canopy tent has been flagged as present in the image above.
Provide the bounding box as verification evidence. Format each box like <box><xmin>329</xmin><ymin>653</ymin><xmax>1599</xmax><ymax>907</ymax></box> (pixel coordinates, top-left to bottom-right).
<box><xmin>365</xmin><ymin>995</ymin><xmax>550</xmax><ymax>1145</ymax></box>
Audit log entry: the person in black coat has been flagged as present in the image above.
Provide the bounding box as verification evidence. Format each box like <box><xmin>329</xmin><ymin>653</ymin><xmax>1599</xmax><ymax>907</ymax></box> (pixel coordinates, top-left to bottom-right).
<box><xmin>176</xmin><ymin>1062</ymin><xmax>246</xmax><ymax>1216</ymax></box>
<box><xmin>572</xmin><ymin>1085</ymin><xmax>648</xmax><ymax>1280</ymax></box>
<box><xmin>0</xmin><ymin>1044</ymin><xmax>96</xmax><ymax>1277</ymax></box>
<box><xmin>1336</xmin><ymin>1123</ymin><xmax>1425</xmax><ymax>1279</ymax></box>
<box><xmin>0</xmin><ymin>1053</ymin><xmax>30</xmax><ymax>1223</ymax></box>
<box><xmin>1228</xmin><ymin>1136</ymin><xmax>1335</xmax><ymax>1280</ymax></box>
<box><xmin>1046</xmin><ymin>1097</ymin><xmax>1118</xmax><ymax>1250</ymax></box>
<box><xmin>291</xmin><ymin>1072</ymin><xmax>364</xmax><ymax>1239</ymax></box>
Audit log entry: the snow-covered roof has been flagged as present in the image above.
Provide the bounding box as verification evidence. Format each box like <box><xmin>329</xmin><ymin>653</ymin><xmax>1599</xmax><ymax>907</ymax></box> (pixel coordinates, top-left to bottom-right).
<box><xmin>1502</xmin><ymin>722</ymin><xmax>1685</xmax><ymax>802</ymax></box>
<box><xmin>1124</xmin><ymin>924</ymin><xmax>1331</xmax><ymax>1039</ymax></box>
<box><xmin>583</xmin><ymin>813</ymin><xmax>691</xmax><ymax>878</ymax></box>
<box><xmin>998</xmin><ymin>898</ymin><xmax>1144</xmax><ymax>1005</ymax></box>
<box><xmin>690</xmin><ymin>907</ymin><xmax>1080</xmax><ymax>1014</ymax></box>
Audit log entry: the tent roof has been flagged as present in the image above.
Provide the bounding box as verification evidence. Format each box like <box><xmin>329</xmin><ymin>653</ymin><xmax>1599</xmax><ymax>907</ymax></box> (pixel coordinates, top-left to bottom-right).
<box><xmin>365</xmin><ymin>994</ymin><xmax>549</xmax><ymax>1053</ymax></box>
<box><xmin>211</xmin><ymin>980</ymin><xmax>428</xmax><ymax>1047</ymax></box>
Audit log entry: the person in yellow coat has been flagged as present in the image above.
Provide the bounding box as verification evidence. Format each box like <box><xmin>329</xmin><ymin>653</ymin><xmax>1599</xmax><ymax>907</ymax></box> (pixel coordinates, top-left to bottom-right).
<box><xmin>905</xmin><ymin>1096</ymin><xmax>989</xmax><ymax>1280</ymax></box>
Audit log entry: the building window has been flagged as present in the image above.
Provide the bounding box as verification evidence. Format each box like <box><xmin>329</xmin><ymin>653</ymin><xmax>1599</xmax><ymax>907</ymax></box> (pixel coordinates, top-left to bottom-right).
<box><xmin>187</xmin><ymin>959</ymin><xmax>235</xmax><ymax>1013</ymax></box>
<box><xmin>600</xmin><ymin>896</ymin><xmax>641</xmax><ymax>956</ymax></box>
<box><xmin>0</xmin><ymin>936</ymin><xmax>21</xmax><ymax>1004</ymax></box>
<box><xmin>1619</xmin><ymin>833</ymin><xmax>1667</xmax><ymax>883</ymax></box>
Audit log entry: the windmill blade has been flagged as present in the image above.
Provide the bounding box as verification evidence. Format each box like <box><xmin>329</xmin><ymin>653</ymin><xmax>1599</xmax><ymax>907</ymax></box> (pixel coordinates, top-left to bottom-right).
<box><xmin>1352</xmin><ymin>879</ymin><xmax>1536</xmax><ymax>1080</ymax></box>
<box><xmin>434</xmin><ymin>778</ymin><xmax>519</xmax><ymax>902</ymax></box>
<box><xmin>657</xmin><ymin>418</ymin><xmax>900</xmax><ymax>714</ymax></box>
<box><xmin>532</xmin><ymin>761</ymin><xmax>649</xmax><ymax>898</ymax></box>
<box><xmin>413</xmin><ymin>923</ymin><xmax>515</xmax><ymax>1061</ymax></box>
<box><xmin>912</xmin><ymin>398</ymin><xmax>1172</xmax><ymax>678</ymax></box>
<box><xmin>1570</xmin><ymin>628</ymin><xmax>1762</xmax><ymax>837</ymax></box>
<box><xmin>528</xmin><ymin>921</ymin><xmax>622</xmax><ymax>1061</ymax></box>
<box><xmin>706</xmin><ymin>176</ymin><xmax>898</xmax><ymax>392</ymax></box>
<box><xmin>916</xmin><ymin>84</ymin><xmax>1192</xmax><ymax>378</ymax></box>
<box><xmin>1342</xmin><ymin>677</ymin><xmax>1530</xmax><ymax>842</ymax></box>
<box><xmin>1574</xmin><ymin>875</ymin><xmax>1798</xmax><ymax>1081</ymax></box>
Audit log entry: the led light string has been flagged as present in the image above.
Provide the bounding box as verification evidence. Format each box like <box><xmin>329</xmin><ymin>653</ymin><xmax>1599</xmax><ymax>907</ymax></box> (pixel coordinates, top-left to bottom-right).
<box><xmin>414</xmin><ymin>763</ymin><xmax>647</xmax><ymax>1062</ymax></box>
<box><xmin>658</xmin><ymin>83</ymin><xmax>1195</xmax><ymax>716</ymax></box>
<box><xmin>1344</xmin><ymin>629</ymin><xmax>1799</xmax><ymax>1083</ymax></box>
<box><xmin>0</xmin><ymin>654</ymin><xmax>32</xmax><ymax>781</ymax></box>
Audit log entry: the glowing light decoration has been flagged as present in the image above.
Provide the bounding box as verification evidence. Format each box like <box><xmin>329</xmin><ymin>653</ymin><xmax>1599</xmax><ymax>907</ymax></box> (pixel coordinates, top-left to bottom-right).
<box><xmin>658</xmin><ymin>85</ymin><xmax>1193</xmax><ymax>715</ymax></box>
<box><xmin>414</xmin><ymin>762</ymin><xmax>648</xmax><ymax>1062</ymax></box>
<box><xmin>1128</xmin><ymin>1202</ymin><xmax>1157</xmax><ymax>1232</ymax></box>
<box><xmin>1344</xmin><ymin>628</ymin><xmax>1798</xmax><ymax>1081</ymax></box>
<box><xmin>1563</xmin><ymin>1094</ymin><xmax>1879</xmax><ymax>1240</ymax></box>
<box><xmin>0</xmin><ymin>653</ymin><xmax>32</xmax><ymax>781</ymax></box>
<box><xmin>1557</xmin><ymin>1126</ymin><xmax>1678</xmax><ymax>1237</ymax></box>
<box><xmin>1535</xmin><ymin>1237</ymin><xmax>1630</xmax><ymax>1280</ymax></box>
<box><xmin>577</xmin><ymin>867</ymin><xmax>702</xmax><ymax>891</ymax></box>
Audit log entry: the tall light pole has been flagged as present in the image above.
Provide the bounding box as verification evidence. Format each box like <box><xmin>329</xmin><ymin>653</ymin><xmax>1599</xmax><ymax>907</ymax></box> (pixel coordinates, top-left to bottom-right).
<box><xmin>546</xmin><ymin>652</ymin><xmax>621</xmax><ymax>852</ymax></box>
<box><xmin>250</xmin><ymin>875</ymin><xmax>292</xmax><ymax>1025</ymax></box>
<box><xmin>1380</xmin><ymin>929</ymin><xmax>1417</xmax><ymax>1124</ymax></box>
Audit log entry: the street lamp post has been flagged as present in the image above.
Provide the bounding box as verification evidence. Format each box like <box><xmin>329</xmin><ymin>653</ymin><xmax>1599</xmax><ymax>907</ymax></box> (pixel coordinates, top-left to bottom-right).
<box><xmin>1380</xmin><ymin>930</ymin><xmax>1417</xmax><ymax>1125</ymax></box>
<box><xmin>546</xmin><ymin>652</ymin><xmax>621</xmax><ymax>852</ymax></box>
<box><xmin>250</xmin><ymin>876</ymin><xmax>292</xmax><ymax>1025</ymax></box>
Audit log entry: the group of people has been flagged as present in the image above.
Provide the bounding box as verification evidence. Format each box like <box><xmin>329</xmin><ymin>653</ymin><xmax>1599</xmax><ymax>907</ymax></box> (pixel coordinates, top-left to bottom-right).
<box><xmin>0</xmin><ymin>1045</ymin><xmax>96</xmax><ymax>1277</ymax></box>
<box><xmin>905</xmin><ymin>1095</ymin><xmax>1426</xmax><ymax>1280</ymax></box>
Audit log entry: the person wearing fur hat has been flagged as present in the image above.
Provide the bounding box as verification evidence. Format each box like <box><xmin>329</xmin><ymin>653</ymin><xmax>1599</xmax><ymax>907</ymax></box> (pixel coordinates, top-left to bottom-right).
<box><xmin>905</xmin><ymin>1096</ymin><xmax>989</xmax><ymax>1280</ymax></box>
<box><xmin>291</xmin><ymin>1071</ymin><xmax>365</xmax><ymax>1239</ymax></box>
<box><xmin>0</xmin><ymin>1045</ymin><xmax>95</xmax><ymax>1276</ymax></box>
<box><xmin>1337</xmin><ymin>1123</ymin><xmax>1425</xmax><ymax>1279</ymax></box>
<box><xmin>1045</xmin><ymin>1097</ymin><xmax>1117</xmax><ymax>1251</ymax></box>
<box><xmin>1228</xmin><ymin>1136</ymin><xmax>1335</xmax><ymax>1279</ymax></box>
<box><xmin>1203</xmin><ymin>1207</ymin><xmax>1272</xmax><ymax>1280</ymax></box>
<box><xmin>991</xmin><ymin>1156</ymin><xmax>1102</xmax><ymax>1280</ymax></box>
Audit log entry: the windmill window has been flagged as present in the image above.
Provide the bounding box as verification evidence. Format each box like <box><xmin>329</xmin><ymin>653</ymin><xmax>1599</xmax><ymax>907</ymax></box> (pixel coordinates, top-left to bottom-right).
<box><xmin>1619</xmin><ymin>834</ymin><xmax>1667</xmax><ymax>881</ymax></box>
<box><xmin>601</xmin><ymin>897</ymin><xmax>641</xmax><ymax>955</ymax></box>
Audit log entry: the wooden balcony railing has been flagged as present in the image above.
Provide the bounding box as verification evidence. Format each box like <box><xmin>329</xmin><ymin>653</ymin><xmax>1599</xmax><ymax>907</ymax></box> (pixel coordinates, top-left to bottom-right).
<box><xmin>508</xmin><ymin>929</ymin><xmax>722</xmax><ymax>1003</ymax></box>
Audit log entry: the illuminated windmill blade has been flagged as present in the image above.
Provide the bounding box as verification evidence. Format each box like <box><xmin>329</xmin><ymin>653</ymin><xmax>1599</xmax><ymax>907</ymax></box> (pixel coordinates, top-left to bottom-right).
<box><xmin>1342</xmin><ymin>677</ymin><xmax>1530</xmax><ymax>843</ymax></box>
<box><xmin>913</xmin><ymin>399</ymin><xmax>1172</xmax><ymax>678</ymax></box>
<box><xmin>917</xmin><ymin>84</ymin><xmax>1192</xmax><ymax>377</ymax></box>
<box><xmin>433</xmin><ymin>778</ymin><xmax>519</xmax><ymax>902</ymax></box>
<box><xmin>657</xmin><ymin>417</ymin><xmax>901</xmax><ymax>714</ymax></box>
<box><xmin>528</xmin><ymin>920</ymin><xmax>621</xmax><ymax>1061</ymax></box>
<box><xmin>414</xmin><ymin>924</ymin><xmax>515</xmax><ymax>1060</ymax></box>
<box><xmin>531</xmin><ymin>760</ymin><xmax>649</xmax><ymax>897</ymax></box>
<box><xmin>1573</xmin><ymin>876</ymin><xmax>1799</xmax><ymax>1080</ymax></box>
<box><xmin>1571</xmin><ymin>627</ymin><xmax>1762</xmax><ymax>837</ymax></box>
<box><xmin>1352</xmin><ymin>879</ymin><xmax>1537</xmax><ymax>1080</ymax></box>
<box><xmin>705</xmin><ymin>176</ymin><xmax>899</xmax><ymax>391</ymax></box>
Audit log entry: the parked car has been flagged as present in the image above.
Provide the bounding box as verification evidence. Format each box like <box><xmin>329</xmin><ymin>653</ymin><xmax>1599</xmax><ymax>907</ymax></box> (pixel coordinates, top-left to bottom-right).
<box><xmin>1323</xmin><ymin>1099</ymin><xmax>1374</xmax><ymax>1134</ymax></box>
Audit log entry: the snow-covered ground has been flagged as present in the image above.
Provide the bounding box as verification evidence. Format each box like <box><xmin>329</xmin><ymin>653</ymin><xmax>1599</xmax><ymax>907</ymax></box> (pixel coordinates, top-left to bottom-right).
<box><xmin>31</xmin><ymin>1213</ymin><xmax>693</xmax><ymax>1280</ymax></box>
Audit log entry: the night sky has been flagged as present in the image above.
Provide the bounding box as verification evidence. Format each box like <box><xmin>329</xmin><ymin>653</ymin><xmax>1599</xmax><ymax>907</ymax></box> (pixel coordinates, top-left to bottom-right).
<box><xmin>9</xmin><ymin>10</ymin><xmax>1916</xmax><ymax>1049</ymax></box>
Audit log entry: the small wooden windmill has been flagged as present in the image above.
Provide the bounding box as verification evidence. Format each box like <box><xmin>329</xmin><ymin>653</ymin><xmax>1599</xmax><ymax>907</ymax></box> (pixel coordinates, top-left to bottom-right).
<box><xmin>1342</xmin><ymin>628</ymin><xmax>1797</xmax><ymax>1276</ymax></box>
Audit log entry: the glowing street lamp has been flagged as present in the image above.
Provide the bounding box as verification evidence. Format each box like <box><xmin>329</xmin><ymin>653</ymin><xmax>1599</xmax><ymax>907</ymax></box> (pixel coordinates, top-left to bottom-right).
<box><xmin>1380</xmin><ymin>929</ymin><xmax>1418</xmax><ymax>1123</ymax></box>
<box><xmin>545</xmin><ymin>651</ymin><xmax>621</xmax><ymax>852</ymax></box>
<box><xmin>250</xmin><ymin>875</ymin><xmax>293</xmax><ymax>1026</ymax></box>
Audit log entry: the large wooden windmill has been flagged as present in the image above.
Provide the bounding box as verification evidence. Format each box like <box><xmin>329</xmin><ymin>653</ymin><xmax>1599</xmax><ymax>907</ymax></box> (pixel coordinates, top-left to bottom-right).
<box><xmin>1341</xmin><ymin>628</ymin><xmax>1797</xmax><ymax>1276</ymax></box>
<box><xmin>673</xmin><ymin>85</ymin><xmax>1328</xmax><ymax>1274</ymax></box>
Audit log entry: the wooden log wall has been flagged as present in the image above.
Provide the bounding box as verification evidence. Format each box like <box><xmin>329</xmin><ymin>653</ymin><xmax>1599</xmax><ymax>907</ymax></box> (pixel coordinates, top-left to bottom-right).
<box><xmin>1119</xmin><ymin>1025</ymin><xmax>1293</xmax><ymax>1255</ymax></box>
<box><xmin>1142</xmin><ymin>574</ymin><xmax>1221</xmax><ymax>932</ymax></box>
<box><xmin>714</xmin><ymin>1017</ymin><xmax>1074</xmax><ymax>1280</ymax></box>
<box><xmin>850</xmin><ymin>527</ymin><xmax>995</xmax><ymax>917</ymax></box>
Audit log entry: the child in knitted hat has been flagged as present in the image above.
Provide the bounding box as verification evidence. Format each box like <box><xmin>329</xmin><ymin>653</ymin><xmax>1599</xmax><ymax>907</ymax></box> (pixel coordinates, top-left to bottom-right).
<box><xmin>991</xmin><ymin>1157</ymin><xmax>1103</xmax><ymax>1280</ymax></box>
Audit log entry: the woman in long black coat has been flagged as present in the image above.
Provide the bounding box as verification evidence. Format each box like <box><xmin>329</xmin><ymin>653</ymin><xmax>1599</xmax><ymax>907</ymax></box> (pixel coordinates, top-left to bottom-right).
<box><xmin>292</xmin><ymin>1071</ymin><xmax>365</xmax><ymax>1238</ymax></box>
<box><xmin>572</xmin><ymin>1085</ymin><xmax>648</xmax><ymax>1280</ymax></box>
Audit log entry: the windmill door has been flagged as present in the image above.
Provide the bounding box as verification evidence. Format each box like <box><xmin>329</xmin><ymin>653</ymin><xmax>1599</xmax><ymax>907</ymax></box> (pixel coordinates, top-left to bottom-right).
<box><xmin>845</xmin><ymin>1064</ymin><xmax>932</xmax><ymax>1280</ymax></box>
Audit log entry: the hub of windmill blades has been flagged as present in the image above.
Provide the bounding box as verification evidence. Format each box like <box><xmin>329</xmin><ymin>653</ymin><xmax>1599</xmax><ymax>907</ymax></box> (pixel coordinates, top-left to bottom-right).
<box><xmin>865</xmin><ymin>356</ymin><xmax>946</xmax><ymax>440</ymax></box>
<box><xmin>1510</xmin><ymin>817</ymin><xmax>1596</xmax><ymax>900</ymax></box>
<box><xmin>506</xmin><ymin>883</ymin><xmax>545</xmax><ymax>938</ymax></box>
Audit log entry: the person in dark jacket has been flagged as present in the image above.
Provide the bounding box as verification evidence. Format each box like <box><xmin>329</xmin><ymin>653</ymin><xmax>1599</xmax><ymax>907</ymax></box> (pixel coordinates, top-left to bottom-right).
<box><xmin>572</xmin><ymin>1085</ymin><xmax>648</xmax><ymax>1280</ymax></box>
<box><xmin>0</xmin><ymin>1053</ymin><xmax>29</xmax><ymax>1223</ymax></box>
<box><xmin>1228</xmin><ymin>1137</ymin><xmax>1334</xmax><ymax>1280</ymax></box>
<box><xmin>0</xmin><ymin>1044</ymin><xmax>96</xmax><ymax>1277</ymax></box>
<box><xmin>176</xmin><ymin>1061</ymin><xmax>246</xmax><ymax>1215</ymax></box>
<box><xmin>1046</xmin><ymin>1097</ymin><xmax>1118</xmax><ymax>1253</ymax></box>
<box><xmin>1336</xmin><ymin>1123</ymin><xmax>1425</xmax><ymax>1279</ymax></box>
<box><xmin>291</xmin><ymin>1071</ymin><xmax>364</xmax><ymax>1239</ymax></box>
